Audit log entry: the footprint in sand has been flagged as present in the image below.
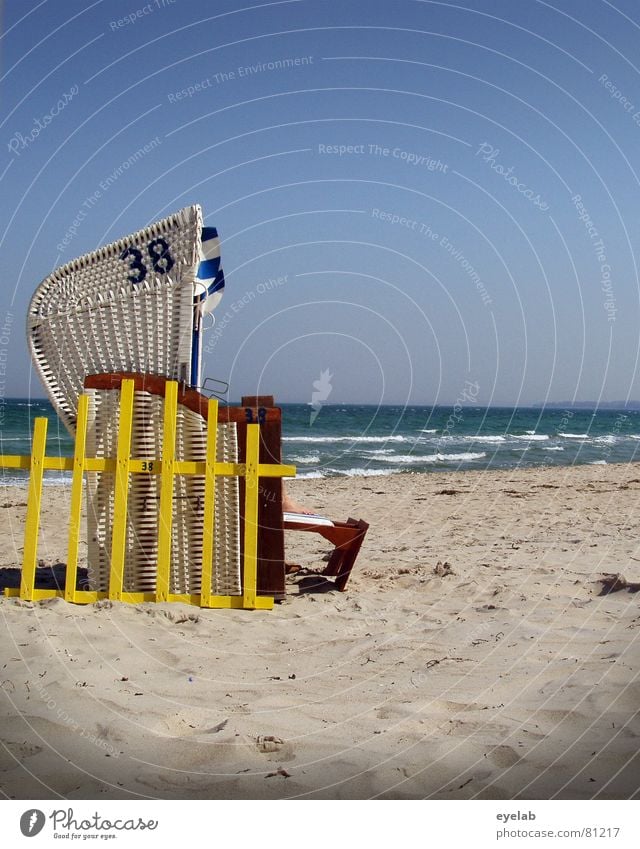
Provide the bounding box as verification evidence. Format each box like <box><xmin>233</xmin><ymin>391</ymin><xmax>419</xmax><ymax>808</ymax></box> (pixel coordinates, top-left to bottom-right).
<box><xmin>487</xmin><ymin>745</ymin><xmax>521</xmax><ymax>768</ymax></box>
<box><xmin>5</xmin><ymin>741</ymin><xmax>43</xmax><ymax>759</ymax></box>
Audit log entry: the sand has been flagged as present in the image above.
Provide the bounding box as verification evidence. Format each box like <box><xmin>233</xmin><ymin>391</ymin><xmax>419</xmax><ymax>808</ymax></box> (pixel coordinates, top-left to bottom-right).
<box><xmin>1</xmin><ymin>462</ymin><xmax>639</xmax><ymax>799</ymax></box>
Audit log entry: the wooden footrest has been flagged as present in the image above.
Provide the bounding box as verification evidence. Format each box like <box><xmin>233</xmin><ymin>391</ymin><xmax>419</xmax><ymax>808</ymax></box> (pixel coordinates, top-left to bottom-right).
<box><xmin>283</xmin><ymin>515</ymin><xmax>369</xmax><ymax>591</ymax></box>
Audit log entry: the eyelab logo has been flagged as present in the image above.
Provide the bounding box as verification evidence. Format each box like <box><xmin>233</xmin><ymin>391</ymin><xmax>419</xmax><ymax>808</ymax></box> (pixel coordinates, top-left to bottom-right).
<box><xmin>20</xmin><ymin>809</ymin><xmax>46</xmax><ymax>837</ymax></box>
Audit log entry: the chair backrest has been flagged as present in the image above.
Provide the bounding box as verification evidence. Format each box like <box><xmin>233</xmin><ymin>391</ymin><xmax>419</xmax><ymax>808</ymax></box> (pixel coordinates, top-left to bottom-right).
<box><xmin>28</xmin><ymin>204</ymin><xmax>224</xmax><ymax>434</ymax></box>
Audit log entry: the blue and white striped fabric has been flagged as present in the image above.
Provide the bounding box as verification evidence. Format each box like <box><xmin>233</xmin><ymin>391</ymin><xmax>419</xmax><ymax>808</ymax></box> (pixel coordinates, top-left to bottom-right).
<box><xmin>195</xmin><ymin>226</ymin><xmax>225</xmax><ymax>314</ymax></box>
<box><xmin>191</xmin><ymin>225</ymin><xmax>225</xmax><ymax>389</ymax></box>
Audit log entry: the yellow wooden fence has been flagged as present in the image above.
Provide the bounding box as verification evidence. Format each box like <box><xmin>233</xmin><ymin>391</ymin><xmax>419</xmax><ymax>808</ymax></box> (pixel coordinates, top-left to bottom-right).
<box><xmin>0</xmin><ymin>379</ymin><xmax>295</xmax><ymax>610</ymax></box>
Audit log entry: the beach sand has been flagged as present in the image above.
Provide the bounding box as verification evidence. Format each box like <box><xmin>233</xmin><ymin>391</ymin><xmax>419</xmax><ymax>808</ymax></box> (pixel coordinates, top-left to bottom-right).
<box><xmin>1</xmin><ymin>462</ymin><xmax>639</xmax><ymax>799</ymax></box>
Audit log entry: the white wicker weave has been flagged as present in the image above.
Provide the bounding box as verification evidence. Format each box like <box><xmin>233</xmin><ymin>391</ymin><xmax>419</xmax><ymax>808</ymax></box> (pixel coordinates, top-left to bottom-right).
<box><xmin>84</xmin><ymin>387</ymin><xmax>241</xmax><ymax>596</ymax></box>
<box><xmin>29</xmin><ymin>205</ymin><xmax>206</xmax><ymax>433</ymax></box>
<box><xmin>28</xmin><ymin>205</ymin><xmax>240</xmax><ymax>596</ymax></box>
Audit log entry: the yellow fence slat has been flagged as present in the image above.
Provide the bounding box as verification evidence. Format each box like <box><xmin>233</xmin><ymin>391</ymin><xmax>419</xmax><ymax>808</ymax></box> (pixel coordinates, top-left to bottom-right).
<box><xmin>0</xmin><ymin>456</ymin><xmax>74</xmax><ymax>471</ymax></box>
<box><xmin>84</xmin><ymin>458</ymin><xmax>115</xmax><ymax>473</ymax></box>
<box><xmin>20</xmin><ymin>417</ymin><xmax>48</xmax><ymax>600</ymax></box>
<box><xmin>0</xmin><ymin>455</ymin><xmax>32</xmax><ymax>470</ymax></box>
<box><xmin>40</xmin><ymin>457</ymin><xmax>71</xmax><ymax>471</ymax></box>
<box><xmin>258</xmin><ymin>463</ymin><xmax>296</xmax><ymax>479</ymax></box>
<box><xmin>156</xmin><ymin>381</ymin><xmax>178</xmax><ymax>602</ymax></box>
<box><xmin>175</xmin><ymin>460</ymin><xmax>241</xmax><ymax>477</ymax></box>
<box><xmin>242</xmin><ymin>424</ymin><xmax>260</xmax><ymax>609</ymax></box>
<box><xmin>2</xmin><ymin>385</ymin><xmax>297</xmax><ymax>611</ymax></box>
<box><xmin>65</xmin><ymin>394</ymin><xmax>89</xmax><ymax>603</ymax></box>
<box><xmin>200</xmin><ymin>398</ymin><xmax>219</xmax><ymax>608</ymax></box>
<box><xmin>108</xmin><ymin>379</ymin><xmax>135</xmax><ymax>601</ymax></box>
<box><xmin>196</xmin><ymin>594</ymin><xmax>274</xmax><ymax>610</ymax></box>
<box><xmin>0</xmin><ymin>456</ymin><xmax>293</xmax><ymax>478</ymax></box>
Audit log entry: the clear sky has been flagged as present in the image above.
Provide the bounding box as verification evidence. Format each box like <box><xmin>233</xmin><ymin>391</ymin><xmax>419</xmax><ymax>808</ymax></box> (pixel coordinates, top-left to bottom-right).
<box><xmin>1</xmin><ymin>0</ymin><xmax>640</xmax><ymax>406</ymax></box>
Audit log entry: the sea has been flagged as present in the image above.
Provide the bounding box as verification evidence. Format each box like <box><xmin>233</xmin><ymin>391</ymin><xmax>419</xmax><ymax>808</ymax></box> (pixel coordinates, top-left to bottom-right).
<box><xmin>1</xmin><ymin>399</ymin><xmax>639</xmax><ymax>484</ymax></box>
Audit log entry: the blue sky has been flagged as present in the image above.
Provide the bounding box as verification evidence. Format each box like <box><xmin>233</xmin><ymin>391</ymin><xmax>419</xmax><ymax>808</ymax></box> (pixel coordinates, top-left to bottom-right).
<box><xmin>2</xmin><ymin>0</ymin><xmax>640</xmax><ymax>405</ymax></box>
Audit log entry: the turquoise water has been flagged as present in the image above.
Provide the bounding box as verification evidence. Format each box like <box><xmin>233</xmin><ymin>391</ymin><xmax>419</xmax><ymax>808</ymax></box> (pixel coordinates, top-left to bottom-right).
<box><xmin>280</xmin><ymin>404</ymin><xmax>640</xmax><ymax>478</ymax></box>
<box><xmin>0</xmin><ymin>399</ymin><xmax>75</xmax><ymax>485</ymax></box>
<box><xmin>2</xmin><ymin>398</ymin><xmax>639</xmax><ymax>483</ymax></box>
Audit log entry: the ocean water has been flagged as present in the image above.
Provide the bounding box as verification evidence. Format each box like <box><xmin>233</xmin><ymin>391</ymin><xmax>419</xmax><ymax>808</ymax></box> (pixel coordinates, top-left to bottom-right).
<box><xmin>1</xmin><ymin>399</ymin><xmax>639</xmax><ymax>484</ymax></box>
<box><xmin>282</xmin><ymin>404</ymin><xmax>640</xmax><ymax>478</ymax></box>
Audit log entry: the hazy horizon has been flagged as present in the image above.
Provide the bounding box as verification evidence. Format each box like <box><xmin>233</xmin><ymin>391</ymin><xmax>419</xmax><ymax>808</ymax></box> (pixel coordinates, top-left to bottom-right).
<box><xmin>7</xmin><ymin>395</ymin><xmax>640</xmax><ymax>411</ymax></box>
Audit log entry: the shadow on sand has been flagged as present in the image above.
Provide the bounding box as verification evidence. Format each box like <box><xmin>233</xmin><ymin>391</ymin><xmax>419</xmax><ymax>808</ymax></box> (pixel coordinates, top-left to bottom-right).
<box><xmin>0</xmin><ymin>564</ymin><xmax>89</xmax><ymax>592</ymax></box>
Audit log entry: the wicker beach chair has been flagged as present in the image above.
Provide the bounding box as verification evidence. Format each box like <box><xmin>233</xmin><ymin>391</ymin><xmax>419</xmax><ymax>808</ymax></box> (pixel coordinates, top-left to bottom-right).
<box><xmin>27</xmin><ymin>206</ymin><xmax>242</xmax><ymax>596</ymax></box>
<box><xmin>27</xmin><ymin>205</ymin><xmax>365</xmax><ymax>597</ymax></box>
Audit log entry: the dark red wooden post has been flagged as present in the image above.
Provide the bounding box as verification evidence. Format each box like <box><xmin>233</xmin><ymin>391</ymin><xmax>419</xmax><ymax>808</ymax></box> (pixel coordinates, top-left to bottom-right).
<box><xmin>240</xmin><ymin>395</ymin><xmax>286</xmax><ymax>600</ymax></box>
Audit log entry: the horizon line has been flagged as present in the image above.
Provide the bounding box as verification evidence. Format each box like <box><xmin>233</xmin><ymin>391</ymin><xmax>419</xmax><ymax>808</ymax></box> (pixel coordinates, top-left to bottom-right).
<box><xmin>6</xmin><ymin>397</ymin><xmax>640</xmax><ymax>410</ymax></box>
